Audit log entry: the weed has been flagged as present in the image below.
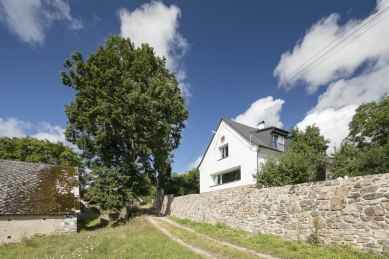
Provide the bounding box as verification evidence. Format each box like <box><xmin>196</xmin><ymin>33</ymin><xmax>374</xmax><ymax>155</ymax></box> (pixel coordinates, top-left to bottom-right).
<box><xmin>214</xmin><ymin>221</ymin><xmax>226</xmax><ymax>229</ymax></box>
<box><xmin>296</xmin><ymin>223</ymin><xmax>303</xmax><ymax>243</ymax></box>
<box><xmin>21</xmin><ymin>233</ymin><xmax>35</xmax><ymax>247</ymax></box>
<box><xmin>308</xmin><ymin>216</ymin><xmax>321</xmax><ymax>246</ymax></box>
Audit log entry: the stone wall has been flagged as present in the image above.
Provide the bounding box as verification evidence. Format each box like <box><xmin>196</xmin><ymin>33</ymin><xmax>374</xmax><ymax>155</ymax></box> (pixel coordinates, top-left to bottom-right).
<box><xmin>159</xmin><ymin>174</ymin><xmax>389</xmax><ymax>253</ymax></box>
<box><xmin>0</xmin><ymin>214</ymin><xmax>77</xmax><ymax>243</ymax></box>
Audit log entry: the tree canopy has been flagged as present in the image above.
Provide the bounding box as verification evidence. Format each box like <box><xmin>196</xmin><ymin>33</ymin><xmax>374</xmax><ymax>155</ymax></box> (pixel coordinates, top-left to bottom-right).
<box><xmin>332</xmin><ymin>93</ymin><xmax>389</xmax><ymax>178</ymax></box>
<box><xmin>0</xmin><ymin>136</ymin><xmax>81</xmax><ymax>166</ymax></box>
<box><xmin>253</xmin><ymin>125</ymin><xmax>329</xmax><ymax>188</ymax></box>
<box><xmin>60</xmin><ymin>35</ymin><xmax>188</xmax><ymax>211</ymax></box>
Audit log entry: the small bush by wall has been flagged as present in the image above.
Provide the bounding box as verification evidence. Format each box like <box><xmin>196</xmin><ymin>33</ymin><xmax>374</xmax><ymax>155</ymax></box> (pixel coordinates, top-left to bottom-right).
<box><xmin>157</xmin><ymin>174</ymin><xmax>389</xmax><ymax>253</ymax></box>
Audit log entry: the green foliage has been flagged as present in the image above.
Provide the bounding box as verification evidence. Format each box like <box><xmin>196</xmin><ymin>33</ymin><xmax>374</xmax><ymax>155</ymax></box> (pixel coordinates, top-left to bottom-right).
<box><xmin>0</xmin><ymin>136</ymin><xmax>81</xmax><ymax>166</ymax></box>
<box><xmin>165</xmin><ymin>169</ymin><xmax>199</xmax><ymax>196</ymax></box>
<box><xmin>60</xmin><ymin>35</ymin><xmax>188</xmax><ymax>210</ymax></box>
<box><xmin>348</xmin><ymin>93</ymin><xmax>389</xmax><ymax>149</ymax></box>
<box><xmin>332</xmin><ymin>93</ymin><xmax>389</xmax><ymax>178</ymax></box>
<box><xmin>84</xmin><ymin>167</ymin><xmax>134</xmax><ymax>212</ymax></box>
<box><xmin>254</xmin><ymin>125</ymin><xmax>329</xmax><ymax>188</ymax></box>
<box><xmin>331</xmin><ymin>139</ymin><xmax>360</xmax><ymax>178</ymax></box>
<box><xmin>332</xmin><ymin>140</ymin><xmax>389</xmax><ymax>178</ymax></box>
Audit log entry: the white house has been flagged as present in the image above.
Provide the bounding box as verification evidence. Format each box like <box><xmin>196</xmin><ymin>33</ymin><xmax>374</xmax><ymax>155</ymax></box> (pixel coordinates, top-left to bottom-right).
<box><xmin>198</xmin><ymin>118</ymin><xmax>290</xmax><ymax>193</ymax></box>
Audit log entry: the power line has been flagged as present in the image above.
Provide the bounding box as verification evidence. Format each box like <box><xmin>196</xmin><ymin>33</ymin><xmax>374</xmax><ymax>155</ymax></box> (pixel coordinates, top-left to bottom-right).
<box><xmin>302</xmin><ymin>12</ymin><xmax>389</xmax><ymax>78</ymax></box>
<box><xmin>281</xmin><ymin>0</ymin><xmax>388</xmax><ymax>84</ymax></box>
<box><xmin>236</xmin><ymin>2</ymin><xmax>389</xmax><ymax>117</ymax></box>
<box><xmin>282</xmin><ymin>6</ymin><xmax>389</xmax><ymax>87</ymax></box>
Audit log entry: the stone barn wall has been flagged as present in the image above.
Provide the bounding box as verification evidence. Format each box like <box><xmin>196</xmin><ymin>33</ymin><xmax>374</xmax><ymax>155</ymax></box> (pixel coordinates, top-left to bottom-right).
<box><xmin>157</xmin><ymin>174</ymin><xmax>389</xmax><ymax>253</ymax></box>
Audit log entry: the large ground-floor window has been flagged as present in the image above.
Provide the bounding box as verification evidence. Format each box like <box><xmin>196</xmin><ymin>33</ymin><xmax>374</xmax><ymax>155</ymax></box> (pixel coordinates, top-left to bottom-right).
<box><xmin>213</xmin><ymin>168</ymin><xmax>241</xmax><ymax>186</ymax></box>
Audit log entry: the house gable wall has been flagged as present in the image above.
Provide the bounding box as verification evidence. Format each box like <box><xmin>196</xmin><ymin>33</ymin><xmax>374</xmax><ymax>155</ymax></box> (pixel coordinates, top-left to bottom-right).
<box><xmin>199</xmin><ymin>120</ymin><xmax>257</xmax><ymax>193</ymax></box>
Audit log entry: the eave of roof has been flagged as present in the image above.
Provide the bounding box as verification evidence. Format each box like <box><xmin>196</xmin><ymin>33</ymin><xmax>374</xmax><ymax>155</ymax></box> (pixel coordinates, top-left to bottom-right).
<box><xmin>196</xmin><ymin>118</ymin><xmax>289</xmax><ymax>169</ymax></box>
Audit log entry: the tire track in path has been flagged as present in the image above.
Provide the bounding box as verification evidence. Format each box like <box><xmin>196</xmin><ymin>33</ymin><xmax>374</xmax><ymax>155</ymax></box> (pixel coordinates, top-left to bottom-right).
<box><xmin>148</xmin><ymin>216</ymin><xmax>279</xmax><ymax>259</ymax></box>
<box><xmin>147</xmin><ymin>216</ymin><xmax>216</xmax><ymax>258</ymax></box>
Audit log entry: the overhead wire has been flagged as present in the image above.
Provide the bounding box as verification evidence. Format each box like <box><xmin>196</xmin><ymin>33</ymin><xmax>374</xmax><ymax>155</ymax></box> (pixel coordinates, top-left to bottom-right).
<box><xmin>301</xmin><ymin>11</ymin><xmax>389</xmax><ymax>77</ymax></box>
<box><xmin>281</xmin><ymin>0</ymin><xmax>388</xmax><ymax>85</ymax></box>
<box><xmin>235</xmin><ymin>2</ymin><xmax>389</xmax><ymax>116</ymax></box>
<box><xmin>281</xmin><ymin>6</ymin><xmax>389</xmax><ymax>87</ymax></box>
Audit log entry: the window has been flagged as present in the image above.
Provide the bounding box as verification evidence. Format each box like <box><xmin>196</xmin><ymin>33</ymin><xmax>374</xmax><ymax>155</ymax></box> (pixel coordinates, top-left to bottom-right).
<box><xmin>219</xmin><ymin>145</ymin><xmax>228</xmax><ymax>159</ymax></box>
<box><xmin>272</xmin><ymin>134</ymin><xmax>285</xmax><ymax>151</ymax></box>
<box><xmin>212</xmin><ymin>168</ymin><xmax>241</xmax><ymax>186</ymax></box>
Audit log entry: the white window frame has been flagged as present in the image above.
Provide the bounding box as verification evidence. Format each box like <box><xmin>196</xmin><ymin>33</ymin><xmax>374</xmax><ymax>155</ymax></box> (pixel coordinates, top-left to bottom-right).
<box><xmin>211</xmin><ymin>167</ymin><xmax>241</xmax><ymax>186</ymax></box>
<box><xmin>272</xmin><ymin>134</ymin><xmax>285</xmax><ymax>151</ymax></box>
<box><xmin>219</xmin><ymin>144</ymin><xmax>229</xmax><ymax>159</ymax></box>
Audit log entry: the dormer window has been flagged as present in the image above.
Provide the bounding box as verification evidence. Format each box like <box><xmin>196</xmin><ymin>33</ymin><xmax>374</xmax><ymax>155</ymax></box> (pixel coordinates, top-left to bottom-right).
<box><xmin>219</xmin><ymin>145</ymin><xmax>228</xmax><ymax>159</ymax></box>
<box><xmin>272</xmin><ymin>134</ymin><xmax>285</xmax><ymax>151</ymax></box>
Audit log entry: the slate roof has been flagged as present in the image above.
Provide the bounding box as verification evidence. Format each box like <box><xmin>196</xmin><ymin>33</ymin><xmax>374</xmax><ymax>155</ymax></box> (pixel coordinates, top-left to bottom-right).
<box><xmin>223</xmin><ymin>118</ymin><xmax>289</xmax><ymax>146</ymax></box>
<box><xmin>0</xmin><ymin>160</ymin><xmax>80</xmax><ymax>215</ymax></box>
<box><xmin>197</xmin><ymin>118</ymin><xmax>289</xmax><ymax>169</ymax></box>
<box><xmin>223</xmin><ymin>119</ymin><xmax>269</xmax><ymax>147</ymax></box>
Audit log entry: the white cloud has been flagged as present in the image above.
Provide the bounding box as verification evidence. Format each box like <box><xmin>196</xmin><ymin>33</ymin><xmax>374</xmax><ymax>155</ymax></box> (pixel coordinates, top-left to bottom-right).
<box><xmin>232</xmin><ymin>96</ymin><xmax>285</xmax><ymax>128</ymax></box>
<box><xmin>276</xmin><ymin>0</ymin><xmax>389</xmax><ymax>150</ymax></box>
<box><xmin>118</xmin><ymin>1</ymin><xmax>190</xmax><ymax>99</ymax></box>
<box><xmin>0</xmin><ymin>117</ymin><xmax>77</xmax><ymax>150</ymax></box>
<box><xmin>0</xmin><ymin>0</ymin><xmax>82</xmax><ymax>46</ymax></box>
<box><xmin>0</xmin><ymin>118</ymin><xmax>31</xmax><ymax>137</ymax></box>
<box><xmin>32</xmin><ymin>122</ymin><xmax>66</xmax><ymax>143</ymax></box>
<box><xmin>313</xmin><ymin>63</ymin><xmax>389</xmax><ymax>112</ymax></box>
<box><xmin>187</xmin><ymin>155</ymin><xmax>202</xmax><ymax>170</ymax></box>
<box><xmin>296</xmin><ymin>105</ymin><xmax>358</xmax><ymax>152</ymax></box>
<box><xmin>274</xmin><ymin>0</ymin><xmax>389</xmax><ymax>94</ymax></box>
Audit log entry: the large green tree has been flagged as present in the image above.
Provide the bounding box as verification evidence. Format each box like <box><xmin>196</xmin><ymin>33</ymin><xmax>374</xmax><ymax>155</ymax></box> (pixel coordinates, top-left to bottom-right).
<box><xmin>332</xmin><ymin>93</ymin><xmax>389</xmax><ymax>178</ymax></box>
<box><xmin>60</xmin><ymin>35</ymin><xmax>188</xmax><ymax>210</ymax></box>
<box><xmin>0</xmin><ymin>136</ymin><xmax>81</xmax><ymax>166</ymax></box>
<box><xmin>253</xmin><ymin>125</ymin><xmax>329</xmax><ymax>188</ymax></box>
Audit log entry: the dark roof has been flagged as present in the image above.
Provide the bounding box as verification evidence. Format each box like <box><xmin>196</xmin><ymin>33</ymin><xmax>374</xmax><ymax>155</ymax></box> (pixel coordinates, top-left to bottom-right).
<box><xmin>223</xmin><ymin>119</ymin><xmax>268</xmax><ymax>147</ymax></box>
<box><xmin>197</xmin><ymin>118</ymin><xmax>289</xmax><ymax>169</ymax></box>
<box><xmin>0</xmin><ymin>160</ymin><xmax>80</xmax><ymax>215</ymax></box>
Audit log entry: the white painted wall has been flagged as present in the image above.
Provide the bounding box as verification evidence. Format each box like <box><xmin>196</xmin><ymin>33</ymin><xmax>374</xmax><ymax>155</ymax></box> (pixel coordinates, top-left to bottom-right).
<box><xmin>199</xmin><ymin>121</ymin><xmax>258</xmax><ymax>193</ymax></box>
<box><xmin>0</xmin><ymin>214</ymin><xmax>77</xmax><ymax>243</ymax></box>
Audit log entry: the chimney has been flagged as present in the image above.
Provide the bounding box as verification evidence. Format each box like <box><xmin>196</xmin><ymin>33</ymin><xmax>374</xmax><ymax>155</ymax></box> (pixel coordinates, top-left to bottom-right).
<box><xmin>257</xmin><ymin>121</ymin><xmax>265</xmax><ymax>130</ymax></box>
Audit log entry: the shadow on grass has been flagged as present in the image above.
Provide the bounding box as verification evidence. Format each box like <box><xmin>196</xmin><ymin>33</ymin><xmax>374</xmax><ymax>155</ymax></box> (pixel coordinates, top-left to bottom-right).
<box><xmin>78</xmin><ymin>205</ymin><xmax>159</xmax><ymax>232</ymax></box>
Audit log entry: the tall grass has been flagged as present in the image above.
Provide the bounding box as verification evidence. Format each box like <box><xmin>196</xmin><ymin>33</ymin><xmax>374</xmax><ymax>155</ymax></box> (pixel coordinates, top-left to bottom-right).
<box><xmin>169</xmin><ymin>217</ymin><xmax>386</xmax><ymax>259</ymax></box>
<box><xmin>0</xmin><ymin>217</ymin><xmax>203</xmax><ymax>259</ymax></box>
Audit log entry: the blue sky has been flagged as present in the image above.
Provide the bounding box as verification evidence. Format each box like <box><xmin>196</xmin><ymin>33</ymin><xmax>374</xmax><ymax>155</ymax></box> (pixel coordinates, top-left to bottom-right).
<box><xmin>1</xmin><ymin>0</ymin><xmax>388</xmax><ymax>173</ymax></box>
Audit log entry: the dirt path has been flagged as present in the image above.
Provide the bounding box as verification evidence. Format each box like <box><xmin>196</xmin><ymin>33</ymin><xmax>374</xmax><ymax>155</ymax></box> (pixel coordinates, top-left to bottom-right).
<box><xmin>147</xmin><ymin>216</ymin><xmax>215</xmax><ymax>258</ymax></box>
<box><xmin>147</xmin><ymin>216</ymin><xmax>279</xmax><ymax>259</ymax></box>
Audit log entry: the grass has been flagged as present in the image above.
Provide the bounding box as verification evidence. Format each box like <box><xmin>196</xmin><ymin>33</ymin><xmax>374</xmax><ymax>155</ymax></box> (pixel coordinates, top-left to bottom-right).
<box><xmin>168</xmin><ymin>217</ymin><xmax>387</xmax><ymax>259</ymax></box>
<box><xmin>0</xmin><ymin>216</ymin><xmax>204</xmax><ymax>259</ymax></box>
<box><xmin>1</xmin><ymin>210</ymin><xmax>386</xmax><ymax>259</ymax></box>
<box><xmin>156</xmin><ymin>218</ymin><xmax>259</xmax><ymax>259</ymax></box>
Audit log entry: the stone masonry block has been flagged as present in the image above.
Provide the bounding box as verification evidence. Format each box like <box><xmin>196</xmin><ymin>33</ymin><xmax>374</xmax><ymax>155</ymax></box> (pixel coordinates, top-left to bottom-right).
<box><xmin>331</xmin><ymin>196</ymin><xmax>346</xmax><ymax>210</ymax></box>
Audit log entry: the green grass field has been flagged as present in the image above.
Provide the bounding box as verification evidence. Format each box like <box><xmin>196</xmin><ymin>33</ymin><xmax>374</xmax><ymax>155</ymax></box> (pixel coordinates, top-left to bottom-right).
<box><xmin>1</xmin><ymin>214</ymin><xmax>387</xmax><ymax>259</ymax></box>
<box><xmin>0</xmin><ymin>217</ymin><xmax>203</xmax><ymax>259</ymax></box>
<box><xmin>168</xmin><ymin>217</ymin><xmax>387</xmax><ymax>259</ymax></box>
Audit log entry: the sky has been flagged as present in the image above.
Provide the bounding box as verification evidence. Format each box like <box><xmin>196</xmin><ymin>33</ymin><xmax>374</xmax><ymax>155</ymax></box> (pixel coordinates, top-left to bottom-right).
<box><xmin>1</xmin><ymin>0</ymin><xmax>388</xmax><ymax>173</ymax></box>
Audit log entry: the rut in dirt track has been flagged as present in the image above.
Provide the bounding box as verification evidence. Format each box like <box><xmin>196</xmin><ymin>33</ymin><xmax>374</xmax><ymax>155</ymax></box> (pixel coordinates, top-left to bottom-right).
<box><xmin>147</xmin><ymin>216</ymin><xmax>279</xmax><ymax>259</ymax></box>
